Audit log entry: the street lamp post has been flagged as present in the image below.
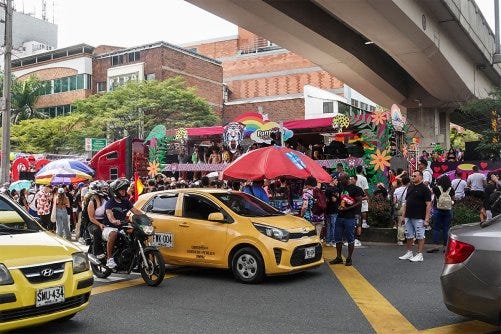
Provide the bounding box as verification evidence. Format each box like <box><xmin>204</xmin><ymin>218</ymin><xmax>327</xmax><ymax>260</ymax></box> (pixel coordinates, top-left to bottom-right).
<box><xmin>1</xmin><ymin>0</ymin><xmax>12</xmax><ymax>183</ymax></box>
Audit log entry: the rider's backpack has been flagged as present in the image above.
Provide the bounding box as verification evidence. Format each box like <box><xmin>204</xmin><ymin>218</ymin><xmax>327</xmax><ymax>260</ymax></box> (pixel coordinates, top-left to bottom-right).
<box><xmin>437</xmin><ymin>186</ymin><xmax>453</xmax><ymax>210</ymax></box>
<box><xmin>312</xmin><ymin>187</ymin><xmax>327</xmax><ymax>215</ymax></box>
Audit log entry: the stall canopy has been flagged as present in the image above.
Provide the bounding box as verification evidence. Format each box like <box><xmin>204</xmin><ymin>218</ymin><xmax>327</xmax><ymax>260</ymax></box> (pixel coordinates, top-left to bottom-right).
<box><xmin>184</xmin><ymin>117</ymin><xmax>333</xmax><ymax>138</ymax></box>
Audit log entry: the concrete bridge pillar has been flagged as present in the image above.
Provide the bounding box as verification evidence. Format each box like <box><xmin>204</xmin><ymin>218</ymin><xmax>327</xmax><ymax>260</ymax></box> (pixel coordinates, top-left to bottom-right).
<box><xmin>405</xmin><ymin>107</ymin><xmax>450</xmax><ymax>153</ymax></box>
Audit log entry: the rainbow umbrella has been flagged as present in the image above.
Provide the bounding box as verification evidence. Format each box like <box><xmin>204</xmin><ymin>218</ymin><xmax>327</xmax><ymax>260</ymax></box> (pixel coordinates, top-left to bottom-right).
<box><xmin>35</xmin><ymin>167</ymin><xmax>92</xmax><ymax>185</ymax></box>
<box><xmin>37</xmin><ymin>159</ymin><xmax>94</xmax><ymax>176</ymax></box>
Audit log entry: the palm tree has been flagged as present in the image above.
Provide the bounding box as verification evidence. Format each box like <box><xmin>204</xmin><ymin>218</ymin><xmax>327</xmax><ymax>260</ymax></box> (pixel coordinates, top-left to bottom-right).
<box><xmin>10</xmin><ymin>76</ymin><xmax>47</xmax><ymax>124</ymax></box>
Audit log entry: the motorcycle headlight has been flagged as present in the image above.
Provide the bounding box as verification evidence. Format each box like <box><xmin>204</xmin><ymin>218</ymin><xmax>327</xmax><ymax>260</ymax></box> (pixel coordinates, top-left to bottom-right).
<box><xmin>72</xmin><ymin>252</ymin><xmax>90</xmax><ymax>274</ymax></box>
<box><xmin>253</xmin><ymin>223</ymin><xmax>289</xmax><ymax>242</ymax></box>
<box><xmin>141</xmin><ymin>225</ymin><xmax>155</xmax><ymax>236</ymax></box>
<box><xmin>0</xmin><ymin>264</ymin><xmax>13</xmax><ymax>285</ymax></box>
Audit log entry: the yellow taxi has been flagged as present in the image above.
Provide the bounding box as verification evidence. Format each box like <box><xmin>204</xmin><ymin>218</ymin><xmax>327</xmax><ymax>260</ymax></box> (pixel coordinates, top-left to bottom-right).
<box><xmin>0</xmin><ymin>194</ymin><xmax>93</xmax><ymax>332</ymax></box>
<box><xmin>134</xmin><ymin>188</ymin><xmax>323</xmax><ymax>283</ymax></box>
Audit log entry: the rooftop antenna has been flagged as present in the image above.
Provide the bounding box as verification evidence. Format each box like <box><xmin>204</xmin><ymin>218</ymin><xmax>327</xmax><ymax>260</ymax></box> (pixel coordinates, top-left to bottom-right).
<box><xmin>41</xmin><ymin>0</ymin><xmax>47</xmax><ymax>21</ymax></box>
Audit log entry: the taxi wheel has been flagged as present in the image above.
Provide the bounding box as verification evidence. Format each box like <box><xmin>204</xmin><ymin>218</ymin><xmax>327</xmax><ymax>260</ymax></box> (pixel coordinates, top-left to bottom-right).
<box><xmin>231</xmin><ymin>247</ymin><xmax>264</xmax><ymax>284</ymax></box>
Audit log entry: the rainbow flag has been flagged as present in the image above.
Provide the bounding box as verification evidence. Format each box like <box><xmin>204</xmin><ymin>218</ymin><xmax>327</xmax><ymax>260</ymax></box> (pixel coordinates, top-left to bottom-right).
<box><xmin>134</xmin><ymin>172</ymin><xmax>144</xmax><ymax>202</ymax></box>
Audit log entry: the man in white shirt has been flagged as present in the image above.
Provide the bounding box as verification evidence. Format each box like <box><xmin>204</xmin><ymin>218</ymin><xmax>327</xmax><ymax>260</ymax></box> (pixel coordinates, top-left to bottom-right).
<box><xmin>418</xmin><ymin>158</ymin><xmax>433</xmax><ymax>187</ymax></box>
<box><xmin>467</xmin><ymin>165</ymin><xmax>486</xmax><ymax>199</ymax></box>
<box><xmin>451</xmin><ymin>171</ymin><xmax>467</xmax><ymax>200</ymax></box>
<box><xmin>355</xmin><ymin>166</ymin><xmax>369</xmax><ymax>231</ymax></box>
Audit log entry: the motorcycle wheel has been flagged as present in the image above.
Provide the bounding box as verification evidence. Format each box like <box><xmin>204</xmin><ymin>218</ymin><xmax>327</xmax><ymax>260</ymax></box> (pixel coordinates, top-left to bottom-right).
<box><xmin>88</xmin><ymin>241</ymin><xmax>112</xmax><ymax>279</ymax></box>
<box><xmin>140</xmin><ymin>250</ymin><xmax>165</xmax><ymax>286</ymax></box>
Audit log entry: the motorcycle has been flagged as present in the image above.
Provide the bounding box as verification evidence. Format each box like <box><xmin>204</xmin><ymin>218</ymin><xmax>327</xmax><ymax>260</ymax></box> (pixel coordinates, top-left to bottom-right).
<box><xmin>87</xmin><ymin>214</ymin><xmax>165</xmax><ymax>287</ymax></box>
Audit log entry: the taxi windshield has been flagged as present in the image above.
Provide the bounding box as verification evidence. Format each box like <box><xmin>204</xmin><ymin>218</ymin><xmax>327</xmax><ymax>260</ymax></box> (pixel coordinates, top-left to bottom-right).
<box><xmin>0</xmin><ymin>195</ymin><xmax>42</xmax><ymax>234</ymax></box>
<box><xmin>212</xmin><ymin>192</ymin><xmax>284</xmax><ymax>217</ymax></box>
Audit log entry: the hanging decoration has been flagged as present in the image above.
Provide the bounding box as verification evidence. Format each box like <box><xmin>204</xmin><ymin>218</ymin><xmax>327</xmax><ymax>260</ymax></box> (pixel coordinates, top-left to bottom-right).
<box><xmin>174</xmin><ymin>128</ymin><xmax>188</xmax><ymax>142</ymax></box>
<box><xmin>147</xmin><ymin>161</ymin><xmax>160</xmax><ymax>177</ymax></box>
<box><xmin>332</xmin><ymin>114</ymin><xmax>350</xmax><ymax>133</ymax></box>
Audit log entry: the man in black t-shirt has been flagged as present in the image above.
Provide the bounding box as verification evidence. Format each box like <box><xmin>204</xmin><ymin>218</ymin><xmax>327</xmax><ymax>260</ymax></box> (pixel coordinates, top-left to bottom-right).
<box><xmin>330</xmin><ymin>172</ymin><xmax>364</xmax><ymax>266</ymax></box>
<box><xmin>398</xmin><ymin>170</ymin><xmax>431</xmax><ymax>262</ymax></box>
<box><xmin>324</xmin><ymin>178</ymin><xmax>340</xmax><ymax>247</ymax></box>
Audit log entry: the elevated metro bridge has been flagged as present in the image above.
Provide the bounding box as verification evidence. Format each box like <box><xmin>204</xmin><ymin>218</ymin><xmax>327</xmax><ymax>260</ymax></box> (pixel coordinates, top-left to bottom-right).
<box><xmin>187</xmin><ymin>0</ymin><xmax>501</xmax><ymax>148</ymax></box>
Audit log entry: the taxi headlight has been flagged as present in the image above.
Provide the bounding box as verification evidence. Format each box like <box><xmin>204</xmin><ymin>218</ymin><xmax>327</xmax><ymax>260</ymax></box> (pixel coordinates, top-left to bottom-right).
<box><xmin>0</xmin><ymin>264</ymin><xmax>13</xmax><ymax>285</ymax></box>
<box><xmin>72</xmin><ymin>252</ymin><xmax>90</xmax><ymax>274</ymax></box>
<box><xmin>141</xmin><ymin>225</ymin><xmax>155</xmax><ymax>236</ymax></box>
<box><xmin>253</xmin><ymin>223</ymin><xmax>289</xmax><ymax>242</ymax></box>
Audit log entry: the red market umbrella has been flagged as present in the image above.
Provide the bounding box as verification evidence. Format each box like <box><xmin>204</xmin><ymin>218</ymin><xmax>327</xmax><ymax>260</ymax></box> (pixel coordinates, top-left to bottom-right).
<box><xmin>221</xmin><ymin>146</ymin><xmax>332</xmax><ymax>183</ymax></box>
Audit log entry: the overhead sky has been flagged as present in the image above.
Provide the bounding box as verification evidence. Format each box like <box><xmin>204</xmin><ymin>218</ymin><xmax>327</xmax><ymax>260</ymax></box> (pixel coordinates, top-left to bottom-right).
<box><xmin>12</xmin><ymin>0</ymin><xmax>497</xmax><ymax>48</ymax></box>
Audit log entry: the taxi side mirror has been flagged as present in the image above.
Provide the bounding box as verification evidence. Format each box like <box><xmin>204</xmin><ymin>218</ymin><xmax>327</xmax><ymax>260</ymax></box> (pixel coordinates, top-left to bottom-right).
<box><xmin>208</xmin><ymin>212</ymin><xmax>225</xmax><ymax>222</ymax></box>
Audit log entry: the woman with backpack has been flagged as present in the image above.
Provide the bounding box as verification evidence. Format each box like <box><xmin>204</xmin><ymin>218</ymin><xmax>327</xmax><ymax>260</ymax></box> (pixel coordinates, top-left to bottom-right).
<box><xmin>300</xmin><ymin>176</ymin><xmax>325</xmax><ymax>238</ymax></box>
<box><xmin>427</xmin><ymin>175</ymin><xmax>455</xmax><ymax>253</ymax></box>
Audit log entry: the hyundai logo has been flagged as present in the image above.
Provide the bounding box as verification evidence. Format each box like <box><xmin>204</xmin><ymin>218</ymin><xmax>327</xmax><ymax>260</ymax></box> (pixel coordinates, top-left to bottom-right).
<box><xmin>40</xmin><ymin>268</ymin><xmax>54</xmax><ymax>277</ymax></box>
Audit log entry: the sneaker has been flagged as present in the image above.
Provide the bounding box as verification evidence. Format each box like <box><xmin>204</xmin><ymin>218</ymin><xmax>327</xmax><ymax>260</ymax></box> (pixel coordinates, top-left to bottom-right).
<box><xmin>96</xmin><ymin>253</ymin><xmax>106</xmax><ymax>260</ymax></box>
<box><xmin>354</xmin><ymin>239</ymin><xmax>362</xmax><ymax>247</ymax></box>
<box><xmin>410</xmin><ymin>253</ymin><xmax>423</xmax><ymax>262</ymax></box>
<box><xmin>398</xmin><ymin>250</ymin><xmax>414</xmax><ymax>260</ymax></box>
<box><xmin>345</xmin><ymin>258</ymin><xmax>352</xmax><ymax>266</ymax></box>
<box><xmin>397</xmin><ymin>241</ymin><xmax>404</xmax><ymax>246</ymax></box>
<box><xmin>329</xmin><ymin>257</ymin><xmax>343</xmax><ymax>265</ymax></box>
<box><xmin>362</xmin><ymin>222</ymin><xmax>370</xmax><ymax>228</ymax></box>
<box><xmin>343</xmin><ymin>241</ymin><xmax>348</xmax><ymax>246</ymax></box>
<box><xmin>106</xmin><ymin>258</ymin><xmax>117</xmax><ymax>269</ymax></box>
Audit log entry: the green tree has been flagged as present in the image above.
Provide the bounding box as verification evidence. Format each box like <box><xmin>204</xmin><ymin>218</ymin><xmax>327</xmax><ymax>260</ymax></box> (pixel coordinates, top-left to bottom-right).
<box><xmin>8</xmin><ymin>76</ymin><xmax>218</xmax><ymax>153</ymax></box>
<box><xmin>73</xmin><ymin>76</ymin><xmax>219</xmax><ymax>141</ymax></box>
<box><xmin>459</xmin><ymin>87</ymin><xmax>501</xmax><ymax>158</ymax></box>
<box><xmin>11</xmin><ymin>76</ymin><xmax>48</xmax><ymax>124</ymax></box>
<box><xmin>10</xmin><ymin>112</ymin><xmax>103</xmax><ymax>153</ymax></box>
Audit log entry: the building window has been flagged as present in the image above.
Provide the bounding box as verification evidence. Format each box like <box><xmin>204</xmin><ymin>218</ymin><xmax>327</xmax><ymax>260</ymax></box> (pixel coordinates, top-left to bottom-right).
<box><xmin>76</xmin><ymin>74</ymin><xmax>84</xmax><ymax>90</ymax></box>
<box><xmin>187</xmin><ymin>47</ymin><xmax>197</xmax><ymax>53</ymax></box>
<box><xmin>323</xmin><ymin>101</ymin><xmax>334</xmax><ymax>114</ymax></box>
<box><xmin>360</xmin><ymin>102</ymin><xmax>368</xmax><ymax>111</ymax></box>
<box><xmin>112</xmin><ymin>55</ymin><xmax>124</xmax><ymax>66</ymax></box>
<box><xmin>108</xmin><ymin>72</ymin><xmax>139</xmax><ymax>91</ymax></box>
<box><xmin>369</xmin><ymin>105</ymin><xmax>376</xmax><ymax>112</ymax></box>
<box><xmin>128</xmin><ymin>51</ymin><xmax>140</xmax><ymax>62</ymax></box>
<box><xmin>351</xmin><ymin>99</ymin><xmax>359</xmax><ymax>108</ymax></box>
<box><xmin>69</xmin><ymin>76</ymin><xmax>77</xmax><ymax>91</ymax></box>
<box><xmin>145</xmin><ymin>73</ymin><xmax>155</xmax><ymax>81</ymax></box>
<box><xmin>39</xmin><ymin>104</ymin><xmax>72</xmax><ymax>118</ymax></box>
<box><xmin>97</xmin><ymin>81</ymin><xmax>106</xmax><ymax>92</ymax></box>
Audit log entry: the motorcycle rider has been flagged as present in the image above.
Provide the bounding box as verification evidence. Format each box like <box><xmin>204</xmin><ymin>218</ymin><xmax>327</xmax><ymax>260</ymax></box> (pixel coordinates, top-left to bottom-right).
<box><xmin>104</xmin><ymin>178</ymin><xmax>143</xmax><ymax>269</ymax></box>
<box><xmin>84</xmin><ymin>181</ymin><xmax>109</xmax><ymax>258</ymax></box>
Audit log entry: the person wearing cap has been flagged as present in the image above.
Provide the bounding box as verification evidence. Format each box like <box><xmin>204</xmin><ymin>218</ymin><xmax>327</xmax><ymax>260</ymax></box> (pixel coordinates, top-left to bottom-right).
<box><xmin>55</xmin><ymin>187</ymin><xmax>71</xmax><ymax>240</ymax></box>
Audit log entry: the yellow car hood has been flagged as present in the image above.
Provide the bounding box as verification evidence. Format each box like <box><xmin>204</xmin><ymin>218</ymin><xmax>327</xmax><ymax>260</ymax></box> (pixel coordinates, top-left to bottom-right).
<box><xmin>0</xmin><ymin>232</ymin><xmax>80</xmax><ymax>268</ymax></box>
<box><xmin>250</xmin><ymin>214</ymin><xmax>315</xmax><ymax>232</ymax></box>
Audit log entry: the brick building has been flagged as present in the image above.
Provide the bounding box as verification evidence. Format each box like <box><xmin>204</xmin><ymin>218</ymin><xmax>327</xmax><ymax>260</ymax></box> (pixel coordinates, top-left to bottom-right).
<box><xmin>92</xmin><ymin>41</ymin><xmax>223</xmax><ymax>116</ymax></box>
<box><xmin>12</xmin><ymin>44</ymin><xmax>94</xmax><ymax>117</ymax></box>
<box><xmin>11</xmin><ymin>41</ymin><xmax>224</xmax><ymax>119</ymax></box>
<box><xmin>184</xmin><ymin>27</ymin><xmax>375</xmax><ymax>124</ymax></box>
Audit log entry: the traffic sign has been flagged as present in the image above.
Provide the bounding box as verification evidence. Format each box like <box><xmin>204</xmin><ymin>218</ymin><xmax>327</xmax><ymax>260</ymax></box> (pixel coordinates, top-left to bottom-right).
<box><xmin>85</xmin><ymin>138</ymin><xmax>107</xmax><ymax>151</ymax></box>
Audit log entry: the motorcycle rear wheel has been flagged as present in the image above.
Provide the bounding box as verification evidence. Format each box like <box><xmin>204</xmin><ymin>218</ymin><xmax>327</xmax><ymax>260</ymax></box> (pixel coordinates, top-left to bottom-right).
<box><xmin>88</xmin><ymin>241</ymin><xmax>112</xmax><ymax>278</ymax></box>
<box><xmin>140</xmin><ymin>250</ymin><xmax>165</xmax><ymax>286</ymax></box>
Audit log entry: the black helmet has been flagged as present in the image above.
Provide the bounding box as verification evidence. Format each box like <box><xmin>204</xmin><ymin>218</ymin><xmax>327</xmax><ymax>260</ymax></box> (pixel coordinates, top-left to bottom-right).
<box><xmin>110</xmin><ymin>178</ymin><xmax>130</xmax><ymax>197</ymax></box>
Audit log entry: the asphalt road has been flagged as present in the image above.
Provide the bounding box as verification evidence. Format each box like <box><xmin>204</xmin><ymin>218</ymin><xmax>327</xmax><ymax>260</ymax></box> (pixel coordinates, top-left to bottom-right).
<box><xmin>9</xmin><ymin>243</ymin><xmax>500</xmax><ymax>334</ymax></box>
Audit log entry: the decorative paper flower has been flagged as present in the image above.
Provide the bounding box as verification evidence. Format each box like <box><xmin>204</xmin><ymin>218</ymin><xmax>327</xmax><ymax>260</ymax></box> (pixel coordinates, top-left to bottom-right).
<box><xmin>175</xmin><ymin>128</ymin><xmax>188</xmax><ymax>141</ymax></box>
<box><xmin>370</xmin><ymin>110</ymin><xmax>387</xmax><ymax>125</ymax></box>
<box><xmin>347</xmin><ymin>157</ymin><xmax>357</xmax><ymax>168</ymax></box>
<box><xmin>332</xmin><ymin>114</ymin><xmax>350</xmax><ymax>133</ymax></box>
<box><xmin>147</xmin><ymin>160</ymin><xmax>160</xmax><ymax>177</ymax></box>
<box><xmin>369</xmin><ymin>149</ymin><xmax>391</xmax><ymax>171</ymax></box>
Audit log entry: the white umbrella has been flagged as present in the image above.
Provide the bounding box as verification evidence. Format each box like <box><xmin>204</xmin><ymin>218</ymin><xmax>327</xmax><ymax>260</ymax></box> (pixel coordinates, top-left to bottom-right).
<box><xmin>206</xmin><ymin>171</ymin><xmax>219</xmax><ymax>178</ymax></box>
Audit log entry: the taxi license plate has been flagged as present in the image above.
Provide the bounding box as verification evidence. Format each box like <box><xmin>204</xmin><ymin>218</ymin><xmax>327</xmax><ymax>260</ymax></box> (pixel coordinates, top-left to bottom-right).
<box><xmin>152</xmin><ymin>232</ymin><xmax>173</xmax><ymax>248</ymax></box>
<box><xmin>304</xmin><ymin>246</ymin><xmax>315</xmax><ymax>260</ymax></box>
<box><xmin>36</xmin><ymin>286</ymin><xmax>65</xmax><ymax>307</ymax></box>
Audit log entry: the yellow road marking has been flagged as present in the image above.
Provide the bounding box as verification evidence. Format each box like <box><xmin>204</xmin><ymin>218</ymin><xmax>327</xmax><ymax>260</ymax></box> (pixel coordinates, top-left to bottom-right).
<box><xmin>323</xmin><ymin>247</ymin><xmax>497</xmax><ymax>333</ymax></box>
<box><xmin>329</xmin><ymin>262</ymin><xmax>417</xmax><ymax>333</ymax></box>
<box><xmin>419</xmin><ymin>320</ymin><xmax>496</xmax><ymax>334</ymax></box>
<box><xmin>91</xmin><ymin>274</ymin><xmax>176</xmax><ymax>295</ymax></box>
